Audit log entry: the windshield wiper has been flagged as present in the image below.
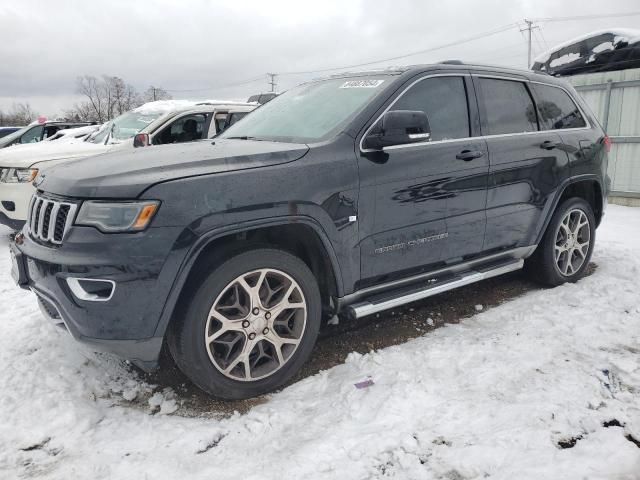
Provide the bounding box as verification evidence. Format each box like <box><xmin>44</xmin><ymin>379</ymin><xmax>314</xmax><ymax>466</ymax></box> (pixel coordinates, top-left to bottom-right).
<box><xmin>225</xmin><ymin>136</ymin><xmax>263</xmax><ymax>141</ymax></box>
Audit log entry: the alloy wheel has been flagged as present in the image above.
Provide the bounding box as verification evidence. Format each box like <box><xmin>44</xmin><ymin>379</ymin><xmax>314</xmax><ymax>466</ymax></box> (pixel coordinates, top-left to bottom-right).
<box><xmin>205</xmin><ymin>268</ymin><xmax>307</xmax><ymax>381</ymax></box>
<box><xmin>554</xmin><ymin>208</ymin><xmax>591</xmax><ymax>276</ymax></box>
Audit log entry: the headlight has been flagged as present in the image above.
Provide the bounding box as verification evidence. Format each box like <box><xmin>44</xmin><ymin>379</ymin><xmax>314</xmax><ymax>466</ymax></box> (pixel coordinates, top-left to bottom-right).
<box><xmin>0</xmin><ymin>168</ymin><xmax>38</xmax><ymax>183</ymax></box>
<box><xmin>75</xmin><ymin>200</ymin><xmax>160</xmax><ymax>233</ymax></box>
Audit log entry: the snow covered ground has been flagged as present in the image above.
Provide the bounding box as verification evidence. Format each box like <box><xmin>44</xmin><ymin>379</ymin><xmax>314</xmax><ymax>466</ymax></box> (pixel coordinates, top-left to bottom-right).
<box><xmin>0</xmin><ymin>205</ymin><xmax>639</xmax><ymax>479</ymax></box>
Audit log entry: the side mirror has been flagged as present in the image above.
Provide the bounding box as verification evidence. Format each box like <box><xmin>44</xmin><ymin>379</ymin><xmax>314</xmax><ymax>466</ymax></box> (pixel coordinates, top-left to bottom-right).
<box><xmin>133</xmin><ymin>133</ymin><xmax>150</xmax><ymax>148</ymax></box>
<box><xmin>364</xmin><ymin>110</ymin><xmax>431</xmax><ymax>150</ymax></box>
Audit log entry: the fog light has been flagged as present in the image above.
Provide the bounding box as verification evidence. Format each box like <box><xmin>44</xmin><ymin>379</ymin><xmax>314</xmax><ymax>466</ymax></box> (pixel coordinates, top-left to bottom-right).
<box><xmin>66</xmin><ymin>278</ymin><xmax>116</xmax><ymax>302</ymax></box>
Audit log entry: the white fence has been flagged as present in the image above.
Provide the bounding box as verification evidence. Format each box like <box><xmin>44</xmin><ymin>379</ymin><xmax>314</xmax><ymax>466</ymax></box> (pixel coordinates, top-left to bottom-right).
<box><xmin>568</xmin><ymin>68</ymin><xmax>640</xmax><ymax>197</ymax></box>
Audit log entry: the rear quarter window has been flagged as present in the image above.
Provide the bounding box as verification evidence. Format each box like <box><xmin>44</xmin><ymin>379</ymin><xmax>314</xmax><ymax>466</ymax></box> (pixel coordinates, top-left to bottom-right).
<box><xmin>531</xmin><ymin>83</ymin><xmax>587</xmax><ymax>130</ymax></box>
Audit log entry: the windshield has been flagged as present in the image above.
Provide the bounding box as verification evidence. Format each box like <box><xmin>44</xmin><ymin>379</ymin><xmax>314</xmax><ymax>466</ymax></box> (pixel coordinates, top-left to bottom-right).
<box><xmin>89</xmin><ymin>110</ymin><xmax>167</xmax><ymax>144</ymax></box>
<box><xmin>220</xmin><ymin>76</ymin><xmax>392</xmax><ymax>143</ymax></box>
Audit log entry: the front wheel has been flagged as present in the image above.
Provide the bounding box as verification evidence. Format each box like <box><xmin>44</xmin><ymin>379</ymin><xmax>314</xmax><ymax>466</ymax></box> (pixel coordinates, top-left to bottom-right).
<box><xmin>168</xmin><ymin>249</ymin><xmax>321</xmax><ymax>400</ymax></box>
<box><xmin>525</xmin><ymin>197</ymin><xmax>596</xmax><ymax>287</ymax></box>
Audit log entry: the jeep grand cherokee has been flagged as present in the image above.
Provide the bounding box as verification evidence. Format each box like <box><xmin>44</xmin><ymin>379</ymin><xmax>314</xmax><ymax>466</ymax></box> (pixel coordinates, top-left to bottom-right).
<box><xmin>10</xmin><ymin>63</ymin><xmax>609</xmax><ymax>400</ymax></box>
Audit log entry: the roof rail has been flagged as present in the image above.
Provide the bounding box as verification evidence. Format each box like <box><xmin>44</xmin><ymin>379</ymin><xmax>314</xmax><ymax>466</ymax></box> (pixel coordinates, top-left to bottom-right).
<box><xmin>440</xmin><ymin>60</ymin><xmax>464</xmax><ymax>65</ymax></box>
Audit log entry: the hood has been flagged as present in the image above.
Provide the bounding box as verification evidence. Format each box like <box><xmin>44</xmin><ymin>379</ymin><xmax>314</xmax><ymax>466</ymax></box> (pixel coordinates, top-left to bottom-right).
<box><xmin>37</xmin><ymin>139</ymin><xmax>309</xmax><ymax>198</ymax></box>
<box><xmin>0</xmin><ymin>140</ymin><xmax>112</xmax><ymax>168</ymax></box>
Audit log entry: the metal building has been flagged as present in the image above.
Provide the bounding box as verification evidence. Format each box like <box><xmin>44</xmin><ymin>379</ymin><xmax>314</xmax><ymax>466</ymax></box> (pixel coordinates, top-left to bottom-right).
<box><xmin>568</xmin><ymin>68</ymin><xmax>640</xmax><ymax>204</ymax></box>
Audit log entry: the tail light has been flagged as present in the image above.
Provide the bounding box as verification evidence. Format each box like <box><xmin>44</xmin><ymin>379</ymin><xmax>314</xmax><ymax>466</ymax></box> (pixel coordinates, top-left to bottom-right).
<box><xmin>603</xmin><ymin>135</ymin><xmax>612</xmax><ymax>153</ymax></box>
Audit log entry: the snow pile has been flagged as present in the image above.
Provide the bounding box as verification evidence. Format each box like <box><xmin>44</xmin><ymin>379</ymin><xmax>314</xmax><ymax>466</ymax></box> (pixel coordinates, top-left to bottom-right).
<box><xmin>45</xmin><ymin>124</ymin><xmax>100</xmax><ymax>141</ymax></box>
<box><xmin>133</xmin><ymin>99</ymin><xmax>253</xmax><ymax>115</ymax></box>
<box><xmin>0</xmin><ymin>206</ymin><xmax>639</xmax><ymax>479</ymax></box>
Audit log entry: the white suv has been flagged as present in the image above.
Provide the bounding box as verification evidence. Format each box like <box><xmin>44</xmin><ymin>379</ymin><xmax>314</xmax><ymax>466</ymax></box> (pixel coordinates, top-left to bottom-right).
<box><xmin>0</xmin><ymin>100</ymin><xmax>256</xmax><ymax>229</ymax></box>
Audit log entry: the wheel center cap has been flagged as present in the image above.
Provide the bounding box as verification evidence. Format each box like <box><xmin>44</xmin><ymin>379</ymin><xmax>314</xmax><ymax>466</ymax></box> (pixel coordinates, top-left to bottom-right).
<box><xmin>247</xmin><ymin>316</ymin><xmax>267</xmax><ymax>335</ymax></box>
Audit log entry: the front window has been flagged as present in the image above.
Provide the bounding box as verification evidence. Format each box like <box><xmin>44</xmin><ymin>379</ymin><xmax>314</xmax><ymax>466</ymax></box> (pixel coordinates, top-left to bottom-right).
<box><xmin>19</xmin><ymin>125</ymin><xmax>45</xmax><ymax>143</ymax></box>
<box><xmin>392</xmin><ymin>76</ymin><xmax>470</xmax><ymax>141</ymax></box>
<box><xmin>154</xmin><ymin>113</ymin><xmax>209</xmax><ymax>145</ymax></box>
<box><xmin>220</xmin><ymin>76</ymin><xmax>393</xmax><ymax>143</ymax></box>
<box><xmin>89</xmin><ymin>110</ymin><xmax>168</xmax><ymax>145</ymax></box>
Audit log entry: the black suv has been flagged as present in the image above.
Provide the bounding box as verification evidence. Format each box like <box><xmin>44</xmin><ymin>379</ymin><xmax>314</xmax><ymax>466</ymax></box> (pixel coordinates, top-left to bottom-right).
<box><xmin>11</xmin><ymin>63</ymin><xmax>609</xmax><ymax>400</ymax></box>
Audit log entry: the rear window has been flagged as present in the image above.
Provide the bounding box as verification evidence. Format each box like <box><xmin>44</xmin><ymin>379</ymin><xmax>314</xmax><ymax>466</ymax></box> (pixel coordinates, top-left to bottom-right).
<box><xmin>531</xmin><ymin>83</ymin><xmax>587</xmax><ymax>130</ymax></box>
<box><xmin>477</xmin><ymin>78</ymin><xmax>538</xmax><ymax>135</ymax></box>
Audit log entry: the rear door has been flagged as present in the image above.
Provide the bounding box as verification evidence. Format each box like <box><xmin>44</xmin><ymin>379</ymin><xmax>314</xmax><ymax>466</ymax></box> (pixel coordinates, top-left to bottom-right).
<box><xmin>528</xmin><ymin>81</ymin><xmax>596</xmax><ymax>177</ymax></box>
<box><xmin>357</xmin><ymin>73</ymin><xmax>489</xmax><ymax>282</ymax></box>
<box><xmin>473</xmin><ymin>75</ymin><xmax>570</xmax><ymax>252</ymax></box>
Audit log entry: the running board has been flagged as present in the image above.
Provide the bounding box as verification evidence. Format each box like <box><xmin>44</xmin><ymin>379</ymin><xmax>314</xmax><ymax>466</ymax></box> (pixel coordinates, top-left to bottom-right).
<box><xmin>347</xmin><ymin>259</ymin><xmax>524</xmax><ymax>319</ymax></box>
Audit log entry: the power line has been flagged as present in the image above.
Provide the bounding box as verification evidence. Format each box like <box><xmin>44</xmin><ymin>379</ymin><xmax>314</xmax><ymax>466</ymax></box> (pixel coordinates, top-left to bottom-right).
<box><xmin>163</xmin><ymin>11</ymin><xmax>640</xmax><ymax>95</ymax></box>
<box><xmin>165</xmin><ymin>75</ymin><xmax>266</xmax><ymax>93</ymax></box>
<box><xmin>279</xmin><ymin>22</ymin><xmax>521</xmax><ymax>76</ymax></box>
<box><xmin>520</xmin><ymin>19</ymin><xmax>540</xmax><ymax>69</ymax></box>
<box><xmin>532</xmin><ymin>28</ymin><xmax>546</xmax><ymax>56</ymax></box>
<box><xmin>537</xmin><ymin>26</ymin><xmax>551</xmax><ymax>50</ymax></box>
<box><xmin>533</xmin><ymin>12</ymin><xmax>640</xmax><ymax>23</ymax></box>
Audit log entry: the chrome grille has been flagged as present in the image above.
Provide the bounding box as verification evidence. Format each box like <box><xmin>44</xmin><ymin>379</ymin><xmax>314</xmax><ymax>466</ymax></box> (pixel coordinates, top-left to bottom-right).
<box><xmin>27</xmin><ymin>195</ymin><xmax>77</xmax><ymax>245</ymax></box>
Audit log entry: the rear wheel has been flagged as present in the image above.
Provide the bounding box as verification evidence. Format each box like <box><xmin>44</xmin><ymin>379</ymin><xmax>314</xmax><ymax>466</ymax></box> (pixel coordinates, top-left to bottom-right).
<box><xmin>168</xmin><ymin>248</ymin><xmax>321</xmax><ymax>400</ymax></box>
<box><xmin>526</xmin><ymin>197</ymin><xmax>595</xmax><ymax>286</ymax></box>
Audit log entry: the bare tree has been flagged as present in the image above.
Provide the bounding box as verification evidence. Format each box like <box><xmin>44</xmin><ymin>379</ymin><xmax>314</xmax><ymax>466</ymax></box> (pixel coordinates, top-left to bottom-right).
<box><xmin>107</xmin><ymin>76</ymin><xmax>142</xmax><ymax>115</ymax></box>
<box><xmin>143</xmin><ymin>86</ymin><xmax>172</xmax><ymax>102</ymax></box>
<box><xmin>76</xmin><ymin>75</ymin><xmax>107</xmax><ymax>122</ymax></box>
<box><xmin>64</xmin><ymin>102</ymin><xmax>97</xmax><ymax>122</ymax></box>
<box><xmin>73</xmin><ymin>75</ymin><xmax>143</xmax><ymax>122</ymax></box>
<box><xmin>0</xmin><ymin>103</ymin><xmax>35</xmax><ymax>126</ymax></box>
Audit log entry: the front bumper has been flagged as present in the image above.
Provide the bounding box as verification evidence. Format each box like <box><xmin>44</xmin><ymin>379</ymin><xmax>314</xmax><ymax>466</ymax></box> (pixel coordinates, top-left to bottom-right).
<box><xmin>12</xmin><ymin>224</ymin><xmax>187</xmax><ymax>371</ymax></box>
<box><xmin>0</xmin><ymin>180</ymin><xmax>33</xmax><ymax>229</ymax></box>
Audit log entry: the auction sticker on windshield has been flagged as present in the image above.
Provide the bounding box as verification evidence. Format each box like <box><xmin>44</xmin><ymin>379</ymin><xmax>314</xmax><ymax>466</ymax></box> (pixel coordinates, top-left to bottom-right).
<box><xmin>340</xmin><ymin>80</ymin><xmax>385</xmax><ymax>88</ymax></box>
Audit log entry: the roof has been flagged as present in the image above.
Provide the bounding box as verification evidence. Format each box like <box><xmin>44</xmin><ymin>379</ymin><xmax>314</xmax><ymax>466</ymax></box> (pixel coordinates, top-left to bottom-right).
<box><xmin>322</xmin><ymin>62</ymin><xmax>552</xmax><ymax>83</ymax></box>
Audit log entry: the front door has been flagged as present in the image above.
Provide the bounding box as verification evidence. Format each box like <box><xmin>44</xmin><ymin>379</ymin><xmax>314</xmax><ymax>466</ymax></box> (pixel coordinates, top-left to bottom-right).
<box><xmin>357</xmin><ymin>74</ymin><xmax>489</xmax><ymax>284</ymax></box>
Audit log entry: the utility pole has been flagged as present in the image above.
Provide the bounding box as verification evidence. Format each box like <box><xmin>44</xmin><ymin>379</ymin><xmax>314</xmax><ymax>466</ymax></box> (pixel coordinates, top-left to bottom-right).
<box><xmin>267</xmin><ymin>73</ymin><xmax>277</xmax><ymax>93</ymax></box>
<box><xmin>521</xmin><ymin>19</ymin><xmax>539</xmax><ymax>69</ymax></box>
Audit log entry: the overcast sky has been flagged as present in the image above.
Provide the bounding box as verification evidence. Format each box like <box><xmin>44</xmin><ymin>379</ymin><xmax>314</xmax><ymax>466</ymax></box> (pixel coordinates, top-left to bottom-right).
<box><xmin>1</xmin><ymin>0</ymin><xmax>639</xmax><ymax>116</ymax></box>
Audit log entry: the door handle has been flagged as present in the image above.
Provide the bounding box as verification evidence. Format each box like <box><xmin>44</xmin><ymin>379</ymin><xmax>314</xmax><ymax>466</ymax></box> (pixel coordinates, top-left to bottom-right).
<box><xmin>540</xmin><ymin>140</ymin><xmax>560</xmax><ymax>150</ymax></box>
<box><xmin>456</xmin><ymin>150</ymin><xmax>484</xmax><ymax>161</ymax></box>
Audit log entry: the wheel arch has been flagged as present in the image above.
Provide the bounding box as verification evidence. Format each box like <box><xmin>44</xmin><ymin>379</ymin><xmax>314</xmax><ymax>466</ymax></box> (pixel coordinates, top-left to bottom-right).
<box><xmin>154</xmin><ymin>216</ymin><xmax>344</xmax><ymax>339</ymax></box>
<box><xmin>535</xmin><ymin>175</ymin><xmax>605</xmax><ymax>246</ymax></box>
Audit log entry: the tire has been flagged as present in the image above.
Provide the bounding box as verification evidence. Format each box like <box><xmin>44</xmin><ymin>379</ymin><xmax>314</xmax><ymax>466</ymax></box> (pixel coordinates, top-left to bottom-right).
<box><xmin>525</xmin><ymin>197</ymin><xmax>596</xmax><ymax>287</ymax></box>
<box><xmin>168</xmin><ymin>248</ymin><xmax>321</xmax><ymax>400</ymax></box>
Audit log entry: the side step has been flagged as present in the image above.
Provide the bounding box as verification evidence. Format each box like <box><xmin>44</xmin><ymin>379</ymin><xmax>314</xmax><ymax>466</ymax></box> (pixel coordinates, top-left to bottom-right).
<box><xmin>346</xmin><ymin>259</ymin><xmax>524</xmax><ymax>319</ymax></box>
